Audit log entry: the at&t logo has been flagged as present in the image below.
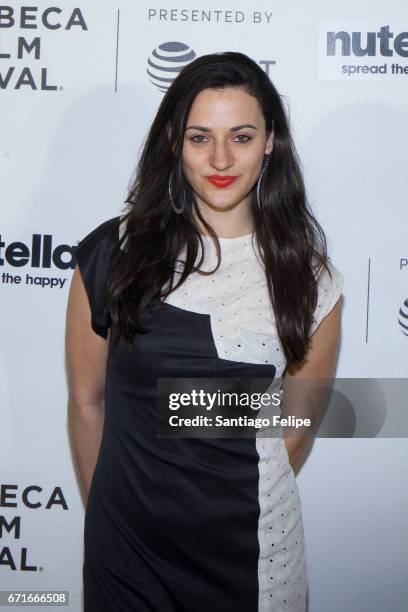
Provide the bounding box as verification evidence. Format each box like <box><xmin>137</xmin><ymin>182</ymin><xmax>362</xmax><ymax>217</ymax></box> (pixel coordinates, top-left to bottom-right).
<box><xmin>147</xmin><ymin>41</ymin><xmax>196</xmax><ymax>93</ymax></box>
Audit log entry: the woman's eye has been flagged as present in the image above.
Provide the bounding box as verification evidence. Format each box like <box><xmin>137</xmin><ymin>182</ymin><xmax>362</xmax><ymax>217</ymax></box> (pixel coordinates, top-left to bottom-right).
<box><xmin>235</xmin><ymin>135</ymin><xmax>252</xmax><ymax>143</ymax></box>
<box><xmin>190</xmin><ymin>135</ymin><xmax>207</xmax><ymax>143</ymax></box>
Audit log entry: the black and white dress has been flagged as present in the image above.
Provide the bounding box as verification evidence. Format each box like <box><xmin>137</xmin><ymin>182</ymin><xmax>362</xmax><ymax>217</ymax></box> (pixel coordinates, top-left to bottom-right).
<box><xmin>76</xmin><ymin>215</ymin><xmax>344</xmax><ymax>612</ymax></box>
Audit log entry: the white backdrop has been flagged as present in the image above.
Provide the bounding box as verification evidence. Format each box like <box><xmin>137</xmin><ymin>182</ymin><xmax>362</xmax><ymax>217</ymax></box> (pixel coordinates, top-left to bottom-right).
<box><xmin>1</xmin><ymin>1</ymin><xmax>407</xmax><ymax>610</ymax></box>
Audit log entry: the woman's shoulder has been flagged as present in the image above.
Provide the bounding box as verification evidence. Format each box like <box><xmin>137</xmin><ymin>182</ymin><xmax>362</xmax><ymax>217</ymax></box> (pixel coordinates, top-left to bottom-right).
<box><xmin>77</xmin><ymin>215</ymin><xmax>122</xmax><ymax>247</ymax></box>
<box><xmin>315</xmin><ymin>258</ymin><xmax>344</xmax><ymax>292</ymax></box>
<box><xmin>310</xmin><ymin>257</ymin><xmax>344</xmax><ymax>335</ymax></box>
<box><xmin>74</xmin><ymin>216</ymin><xmax>125</xmax><ymax>339</ymax></box>
<box><xmin>76</xmin><ymin>214</ymin><xmax>129</xmax><ymax>259</ymax></box>
<box><xmin>75</xmin><ymin>215</ymin><xmax>128</xmax><ymax>286</ymax></box>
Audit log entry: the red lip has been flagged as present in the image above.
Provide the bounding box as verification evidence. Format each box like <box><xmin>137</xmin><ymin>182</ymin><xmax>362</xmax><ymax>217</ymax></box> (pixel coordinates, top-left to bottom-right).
<box><xmin>207</xmin><ymin>175</ymin><xmax>238</xmax><ymax>188</ymax></box>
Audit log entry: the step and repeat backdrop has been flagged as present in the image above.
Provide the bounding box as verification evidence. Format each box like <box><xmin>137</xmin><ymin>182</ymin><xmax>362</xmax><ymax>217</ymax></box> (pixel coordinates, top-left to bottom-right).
<box><xmin>1</xmin><ymin>1</ymin><xmax>407</xmax><ymax>610</ymax></box>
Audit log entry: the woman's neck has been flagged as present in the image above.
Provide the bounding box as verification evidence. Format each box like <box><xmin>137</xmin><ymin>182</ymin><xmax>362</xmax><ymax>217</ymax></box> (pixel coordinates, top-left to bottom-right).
<box><xmin>192</xmin><ymin>203</ymin><xmax>253</xmax><ymax>239</ymax></box>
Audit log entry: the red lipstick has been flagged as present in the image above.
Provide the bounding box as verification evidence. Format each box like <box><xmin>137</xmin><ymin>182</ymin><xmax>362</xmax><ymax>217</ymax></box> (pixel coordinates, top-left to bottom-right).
<box><xmin>206</xmin><ymin>175</ymin><xmax>238</xmax><ymax>188</ymax></box>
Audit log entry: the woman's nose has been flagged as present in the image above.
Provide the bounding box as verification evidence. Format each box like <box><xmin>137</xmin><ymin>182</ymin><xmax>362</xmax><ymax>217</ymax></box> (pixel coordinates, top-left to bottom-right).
<box><xmin>209</xmin><ymin>142</ymin><xmax>234</xmax><ymax>170</ymax></box>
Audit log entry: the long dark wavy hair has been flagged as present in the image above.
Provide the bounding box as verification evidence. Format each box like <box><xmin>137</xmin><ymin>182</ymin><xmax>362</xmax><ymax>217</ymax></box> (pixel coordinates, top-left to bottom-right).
<box><xmin>107</xmin><ymin>51</ymin><xmax>331</xmax><ymax>371</ymax></box>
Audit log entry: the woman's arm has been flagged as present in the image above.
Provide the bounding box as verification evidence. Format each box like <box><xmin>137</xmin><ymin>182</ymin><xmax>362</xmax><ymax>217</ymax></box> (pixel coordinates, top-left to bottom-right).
<box><xmin>65</xmin><ymin>265</ymin><xmax>109</xmax><ymax>505</ymax></box>
<box><xmin>282</xmin><ymin>298</ymin><xmax>342</xmax><ymax>472</ymax></box>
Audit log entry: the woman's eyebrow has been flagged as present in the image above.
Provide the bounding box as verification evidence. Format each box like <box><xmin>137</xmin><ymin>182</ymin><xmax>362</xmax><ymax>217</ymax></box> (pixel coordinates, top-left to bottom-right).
<box><xmin>185</xmin><ymin>124</ymin><xmax>258</xmax><ymax>132</ymax></box>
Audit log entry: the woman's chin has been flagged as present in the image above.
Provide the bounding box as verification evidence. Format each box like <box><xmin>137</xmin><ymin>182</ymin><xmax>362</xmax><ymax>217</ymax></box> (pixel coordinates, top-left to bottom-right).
<box><xmin>198</xmin><ymin>191</ymin><xmax>245</xmax><ymax>211</ymax></box>
<box><xmin>203</xmin><ymin>199</ymin><xmax>242</xmax><ymax>212</ymax></box>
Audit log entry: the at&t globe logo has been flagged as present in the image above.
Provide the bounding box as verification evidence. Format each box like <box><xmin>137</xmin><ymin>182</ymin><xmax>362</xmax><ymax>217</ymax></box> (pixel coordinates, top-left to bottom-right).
<box><xmin>147</xmin><ymin>41</ymin><xmax>196</xmax><ymax>93</ymax></box>
<box><xmin>398</xmin><ymin>298</ymin><xmax>408</xmax><ymax>337</ymax></box>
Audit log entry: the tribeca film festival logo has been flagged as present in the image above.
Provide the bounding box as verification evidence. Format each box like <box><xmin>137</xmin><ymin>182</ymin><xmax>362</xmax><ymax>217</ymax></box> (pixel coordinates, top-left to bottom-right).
<box><xmin>147</xmin><ymin>41</ymin><xmax>276</xmax><ymax>93</ymax></box>
<box><xmin>319</xmin><ymin>21</ymin><xmax>408</xmax><ymax>80</ymax></box>
<box><xmin>0</xmin><ymin>484</ymin><xmax>68</xmax><ymax>572</ymax></box>
<box><xmin>0</xmin><ymin>5</ymin><xmax>87</xmax><ymax>91</ymax></box>
<box><xmin>0</xmin><ymin>231</ymin><xmax>79</xmax><ymax>289</ymax></box>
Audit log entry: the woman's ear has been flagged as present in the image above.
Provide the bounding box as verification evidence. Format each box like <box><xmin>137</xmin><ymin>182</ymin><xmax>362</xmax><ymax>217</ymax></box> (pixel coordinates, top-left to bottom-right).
<box><xmin>167</xmin><ymin>122</ymin><xmax>177</xmax><ymax>153</ymax></box>
<box><xmin>265</xmin><ymin>130</ymin><xmax>274</xmax><ymax>155</ymax></box>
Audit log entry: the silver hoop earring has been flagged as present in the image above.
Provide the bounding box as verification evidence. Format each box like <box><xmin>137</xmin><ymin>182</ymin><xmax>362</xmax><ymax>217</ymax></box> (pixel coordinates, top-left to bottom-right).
<box><xmin>256</xmin><ymin>153</ymin><xmax>270</xmax><ymax>211</ymax></box>
<box><xmin>168</xmin><ymin>170</ymin><xmax>186</xmax><ymax>214</ymax></box>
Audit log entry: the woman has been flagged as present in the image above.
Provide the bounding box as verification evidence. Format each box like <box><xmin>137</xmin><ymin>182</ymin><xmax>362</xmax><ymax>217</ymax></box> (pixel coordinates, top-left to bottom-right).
<box><xmin>66</xmin><ymin>52</ymin><xmax>343</xmax><ymax>611</ymax></box>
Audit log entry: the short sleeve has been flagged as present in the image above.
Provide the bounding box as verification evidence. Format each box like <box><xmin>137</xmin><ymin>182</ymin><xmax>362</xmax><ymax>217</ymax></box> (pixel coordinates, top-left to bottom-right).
<box><xmin>75</xmin><ymin>216</ymin><xmax>121</xmax><ymax>339</ymax></box>
<box><xmin>309</xmin><ymin>260</ymin><xmax>344</xmax><ymax>336</ymax></box>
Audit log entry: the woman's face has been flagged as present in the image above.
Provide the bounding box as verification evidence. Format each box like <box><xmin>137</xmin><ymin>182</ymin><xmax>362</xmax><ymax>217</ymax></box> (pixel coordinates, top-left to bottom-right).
<box><xmin>182</xmin><ymin>86</ymin><xmax>273</xmax><ymax>214</ymax></box>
